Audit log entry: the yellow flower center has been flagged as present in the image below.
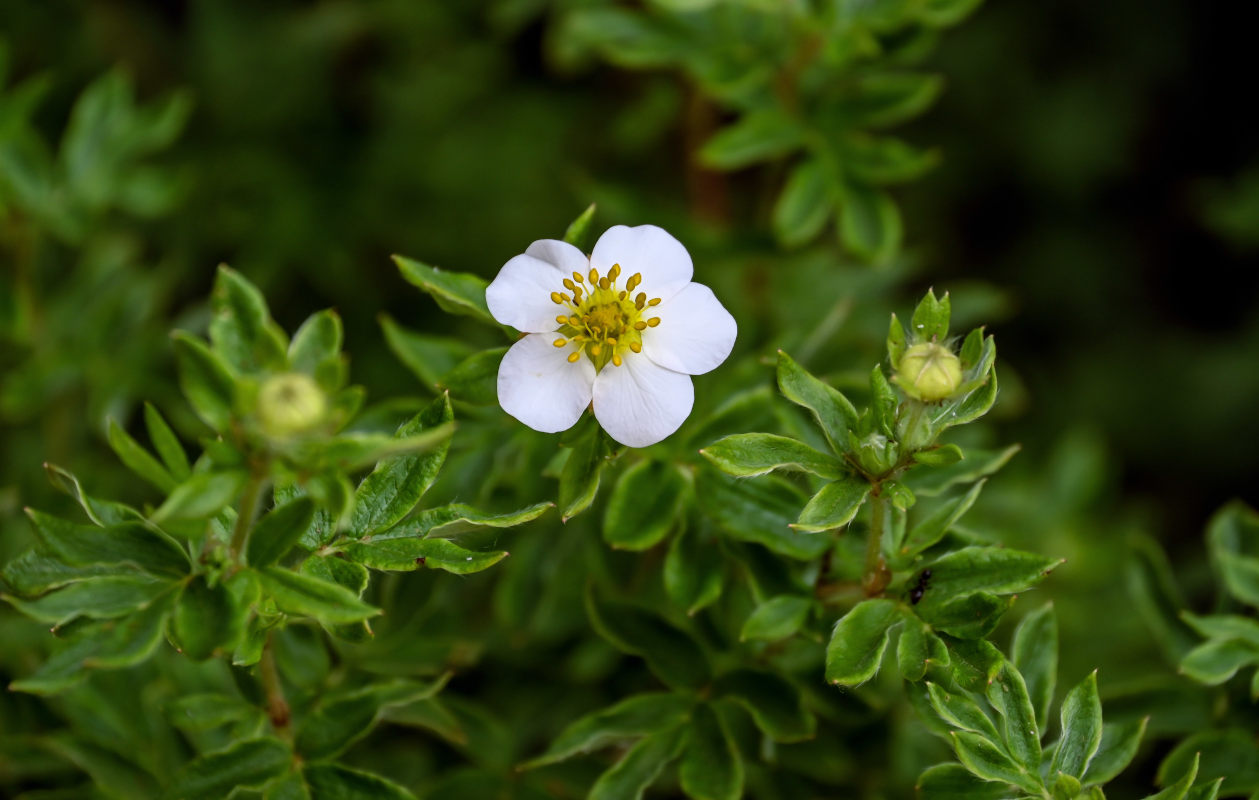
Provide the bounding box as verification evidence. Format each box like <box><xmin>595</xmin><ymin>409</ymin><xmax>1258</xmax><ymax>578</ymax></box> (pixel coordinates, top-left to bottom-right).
<box><xmin>549</xmin><ymin>264</ymin><xmax>661</xmax><ymax>370</ymax></box>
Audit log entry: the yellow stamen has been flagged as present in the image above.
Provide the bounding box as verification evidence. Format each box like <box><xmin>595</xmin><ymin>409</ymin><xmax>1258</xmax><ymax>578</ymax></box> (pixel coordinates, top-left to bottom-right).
<box><xmin>588</xmin><ymin>268</ymin><xmax>599</xmax><ymax>284</ymax></box>
<box><xmin>572</xmin><ymin>272</ymin><xmax>584</xmax><ymax>284</ymax></box>
<box><xmin>647</xmin><ymin>317</ymin><xmax>661</xmax><ymax>327</ymax></box>
<box><xmin>630</xmin><ymin>342</ymin><xmax>642</xmax><ymax>353</ymax></box>
<box><xmin>607</xmin><ymin>337</ymin><xmax>617</xmax><ymax>345</ymax></box>
<box><xmin>563</xmin><ymin>278</ymin><xmax>575</xmax><ymax>291</ymax></box>
<box><xmin>634</xmin><ymin>321</ymin><xmax>647</xmax><ymax>331</ymax></box>
<box><xmin>648</xmin><ymin>297</ymin><xmax>661</xmax><ymax>307</ymax></box>
<box><xmin>627</xmin><ymin>274</ymin><xmax>641</xmax><ymax>291</ymax></box>
<box><xmin>609</xmin><ymin>264</ymin><xmax>621</xmax><ymax>279</ymax></box>
<box><xmin>598</xmin><ymin>277</ymin><xmax>610</xmax><ymax>290</ymax></box>
<box><xmin>553</xmin><ymin>338</ymin><xmax>567</xmax><ymax>347</ymax></box>
<box><xmin>551</xmin><ymin>292</ymin><xmax>564</xmax><ymax>304</ymax></box>
<box><xmin>556</xmin><ymin>315</ymin><xmax>568</xmax><ymax>324</ymax></box>
<box><xmin>612</xmin><ymin>354</ymin><xmax>623</xmax><ymax>367</ymax></box>
<box><xmin>567</xmin><ymin>352</ymin><xmax>580</xmax><ymax>363</ymax></box>
<box><xmin>590</xmin><ymin>344</ymin><xmax>601</xmax><ymax>356</ymax></box>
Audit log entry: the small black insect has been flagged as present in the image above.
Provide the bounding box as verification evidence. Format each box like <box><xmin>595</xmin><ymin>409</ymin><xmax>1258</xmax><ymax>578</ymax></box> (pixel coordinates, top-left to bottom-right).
<box><xmin>909</xmin><ymin>569</ymin><xmax>932</xmax><ymax>605</ymax></box>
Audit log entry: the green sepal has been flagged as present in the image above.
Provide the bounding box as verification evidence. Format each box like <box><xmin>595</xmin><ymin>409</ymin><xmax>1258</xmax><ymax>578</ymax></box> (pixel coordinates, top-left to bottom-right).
<box><xmin>563</xmin><ymin>202</ymin><xmax>597</xmax><ymax>248</ymax></box>
<box><xmin>288</xmin><ymin>308</ymin><xmax>343</xmax><ymax>378</ymax></box>
<box><xmin>888</xmin><ymin>313</ymin><xmax>908</xmax><ymax>367</ymax></box>
<box><xmin>911</xmin><ymin>289</ymin><xmax>951</xmax><ymax>342</ymax></box>
<box><xmin>869</xmin><ymin>364</ymin><xmax>898</xmax><ymax>437</ymax></box>
<box><xmin>209</xmin><ymin>265</ymin><xmax>289</xmax><ymax>374</ymax></box>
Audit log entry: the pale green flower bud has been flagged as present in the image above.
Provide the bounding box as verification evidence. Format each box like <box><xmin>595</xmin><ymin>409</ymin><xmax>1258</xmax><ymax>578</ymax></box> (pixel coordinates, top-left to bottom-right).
<box><xmin>895</xmin><ymin>342</ymin><xmax>962</xmax><ymax>402</ymax></box>
<box><xmin>257</xmin><ymin>373</ymin><xmax>327</xmax><ymax>437</ymax></box>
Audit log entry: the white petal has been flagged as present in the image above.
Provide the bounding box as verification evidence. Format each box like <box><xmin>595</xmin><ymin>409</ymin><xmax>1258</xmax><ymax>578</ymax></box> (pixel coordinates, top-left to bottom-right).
<box><xmin>497</xmin><ymin>334</ymin><xmax>595</xmax><ymax>434</ymax></box>
<box><xmin>592</xmin><ymin>354</ymin><xmax>694</xmax><ymax>448</ymax></box>
<box><xmin>640</xmin><ymin>282</ymin><xmax>737</xmax><ymax>376</ymax></box>
<box><xmin>486</xmin><ymin>253</ymin><xmax>566</xmax><ymax>333</ymax></box>
<box><xmin>525</xmin><ymin>239</ymin><xmax>589</xmax><ymax>276</ymax></box>
<box><xmin>590</xmin><ymin>224</ymin><xmax>693</xmax><ymax>302</ymax></box>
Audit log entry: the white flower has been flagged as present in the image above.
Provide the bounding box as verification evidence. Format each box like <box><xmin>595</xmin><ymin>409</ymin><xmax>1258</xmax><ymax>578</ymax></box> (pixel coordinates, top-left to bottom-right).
<box><xmin>486</xmin><ymin>225</ymin><xmax>737</xmax><ymax>448</ymax></box>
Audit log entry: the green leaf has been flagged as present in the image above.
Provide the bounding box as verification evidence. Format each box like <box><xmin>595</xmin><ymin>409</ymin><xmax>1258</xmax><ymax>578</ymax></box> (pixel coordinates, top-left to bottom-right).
<box><xmin>1207</xmin><ymin>501</ymin><xmax>1259</xmax><ymax>606</ymax></box>
<box><xmin>436</xmin><ymin>348</ymin><xmax>504</xmax><ymax>405</ymax></box>
<box><xmin>845</xmin><ymin>135</ymin><xmax>940</xmax><ymax>185</ymax></box>
<box><xmin>152</xmin><ymin>470</ymin><xmax>247</xmax><ymax>524</ymax></box>
<box><xmin>563</xmin><ymin>202</ymin><xmax>597</xmax><ymax>248</ymax></box>
<box><xmin>380</xmin><ymin>315</ymin><xmax>475</xmax><ymax>389</ymax></box>
<box><xmin>1011</xmin><ymin>602</ymin><xmax>1058</xmax><ymax>731</ymax></box>
<box><xmin>1083</xmin><ymin>718</ymin><xmax>1148</xmax><ymax>785</ymax></box>
<box><xmin>289</xmin><ymin>309</ymin><xmax>343</xmax><ymax>375</ymax></box>
<box><xmin>11</xmin><ymin>588</ymin><xmax>176</xmax><ymax>694</ymax></box>
<box><xmin>679</xmin><ymin>704</ymin><xmax>743</xmax><ymax>800</ymax></box>
<box><xmin>906</xmin><ymin>444</ymin><xmax>1020</xmax><ymax>497</ymax></box>
<box><xmin>986</xmin><ymin>661</ymin><xmax>1041</xmax><ymax>772</ymax></box>
<box><xmin>1180</xmin><ymin>611</ymin><xmax>1259</xmax><ymax>648</ymax></box>
<box><xmin>0</xmin><ymin>549</ymin><xmax>137</xmax><ymax>596</ymax></box>
<box><xmin>171</xmin><ymin>574</ymin><xmax>242</xmax><ymax>660</ymax></box>
<box><xmin>740</xmin><ymin>595</ymin><xmax>812</xmax><ymax>642</ymax></box>
<box><xmin>1049</xmin><ymin>671</ymin><xmax>1103</xmax><ymax>780</ymax></box>
<box><xmin>560</xmin><ymin>423</ymin><xmax>611</xmax><ymax>521</ymax></box>
<box><xmin>248</xmin><ymin>497</ymin><xmax>317</xmax><ymax>568</ymax></box>
<box><xmin>793</xmin><ymin>474</ymin><xmax>871</xmax><ymax>532</ymax></box>
<box><xmin>1125</xmin><ymin>534</ymin><xmax>1198</xmax><ymax>663</ymax></box>
<box><xmin>1157</xmin><ymin>729</ymin><xmax>1259</xmax><ymax>797</ymax></box>
<box><xmin>42</xmin><ymin>464</ymin><xmax>141</xmax><ymax>526</ymax></box>
<box><xmin>304</xmin><ymin>764</ymin><xmax>417</xmax><ymax>800</ymax></box>
<box><xmin>350</xmin><ymin>394</ymin><xmax>453</xmax><ymax>537</ymax></box>
<box><xmin>901</xmin><ymin>480</ymin><xmax>986</xmax><ymax>558</ymax></box>
<box><xmin>944</xmin><ymin>637</ymin><xmax>1004</xmax><ymax>692</ymax></box>
<box><xmin>844</xmin><ymin>72</ymin><xmax>944</xmax><ymax>128</ymax></box>
<box><xmin>107</xmin><ymin>419</ymin><xmax>176</xmax><ymax>493</ymax></box>
<box><xmin>825</xmin><ymin>598</ymin><xmax>901</xmax><ymax>686</ymax></box>
<box><xmin>588</xmin><ymin>726</ymin><xmax>687</xmax><ymax>800</ymax></box>
<box><xmin>1184</xmin><ymin>780</ymin><xmax>1224</xmax><ymax>800</ymax></box>
<box><xmin>925</xmin><ymin>682</ymin><xmax>1001</xmax><ymax>742</ymax></box>
<box><xmin>915</xmin><ymin>443</ymin><xmax>964</xmax><ymax>468</ymax></box>
<box><xmin>776</xmin><ymin>349</ymin><xmax>858</xmax><ymax>454</ymax></box>
<box><xmin>26</xmin><ymin>510</ymin><xmax>188</xmax><ymax>576</ymax></box>
<box><xmin>586</xmin><ymin>587</ymin><xmax>710</xmax><ymax>690</ymax></box>
<box><xmin>394</xmin><ymin>255</ymin><xmax>493</xmax><ymax>324</ymax></box>
<box><xmin>210</xmin><ymin>266</ymin><xmax>288</xmax><ymax>373</ymax></box>
<box><xmin>698</xmin><ymin>110</ymin><xmax>804</xmax><ymax>170</ymax></box>
<box><xmin>301</xmin><ymin>555</ymin><xmax>369</xmax><ymax>595</ymax></box>
<box><xmin>143</xmin><ymin>403</ymin><xmax>191</xmax><ymax>481</ymax></box>
<box><xmin>951</xmin><ymin>731</ymin><xmax>1040</xmax><ymax>794</ymax></box>
<box><xmin>773</xmin><ymin>158</ymin><xmax>834</xmax><ymax>247</ymax></box>
<box><xmin>163</xmin><ymin>737</ymin><xmax>290</xmax><ymax>800</ymax></box>
<box><xmin>264</xmin><ymin>772</ymin><xmax>311</xmax><ymax>800</ymax></box>
<box><xmin>664</xmin><ymin>525</ymin><xmax>724</xmax><ymax>616</ymax></box>
<box><xmin>522</xmin><ymin>692</ymin><xmax>691</xmax><ymax>769</ymax></box>
<box><xmin>604</xmin><ymin>460</ymin><xmax>688</xmax><ymax>550</ymax></box>
<box><xmin>869</xmin><ymin>364</ymin><xmax>898</xmax><ymax>439</ymax></box>
<box><xmin>1143</xmin><ymin>753</ymin><xmax>1198</xmax><ymax>800</ymax></box>
<box><xmin>918</xmin><ymin>547</ymin><xmax>1062</xmax><ymax>608</ymax></box>
<box><xmin>696</xmin><ymin>470</ymin><xmax>829</xmax><ymax>560</ymax></box>
<box><xmin>410</xmin><ymin>501</ymin><xmax>553</xmax><ymax>538</ymax></box>
<box><xmin>897</xmin><ymin>618</ymin><xmax>944</xmax><ymax>682</ymax></box>
<box><xmin>342</xmin><ymin>537</ymin><xmax>508</xmax><ymax>575</ymax></box>
<box><xmin>172</xmin><ymin>331</ymin><xmax>238</xmax><ymax>431</ymax></box>
<box><xmin>2</xmin><ymin>575</ymin><xmax>167</xmax><ymax>625</ymax></box>
<box><xmin>296</xmin><ymin>682</ymin><xmax>445</xmax><ymax>761</ymax></box>
<box><xmin>167</xmin><ymin>692</ymin><xmax>258</xmax><ymax>732</ymax></box>
<box><xmin>839</xmin><ymin>182</ymin><xmax>902</xmax><ymax>264</ymax></box>
<box><xmin>255</xmin><ymin>566</ymin><xmax>379</xmax><ymax>623</ymax></box>
<box><xmin>915</xmin><ymin>763</ymin><xmax>1019</xmax><ymax>799</ymax></box>
<box><xmin>713</xmin><ymin>669</ymin><xmax>815</xmax><ymax>743</ymax></box>
<box><xmin>701</xmin><ymin>433</ymin><xmax>845</xmax><ymax>480</ymax></box>
<box><xmin>1179</xmin><ymin>638</ymin><xmax>1259</xmax><ymax>685</ymax></box>
<box><xmin>562</xmin><ymin>7</ymin><xmax>688</xmax><ymax>68</ymax></box>
<box><xmin>919</xmin><ymin>0</ymin><xmax>986</xmax><ymax>27</ymax></box>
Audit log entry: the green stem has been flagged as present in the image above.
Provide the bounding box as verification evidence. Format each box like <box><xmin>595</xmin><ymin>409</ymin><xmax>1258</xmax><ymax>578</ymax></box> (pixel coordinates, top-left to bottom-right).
<box><xmin>259</xmin><ymin>633</ymin><xmax>291</xmax><ymax>734</ymax></box>
<box><xmin>862</xmin><ymin>492</ymin><xmax>891</xmax><ymax>597</ymax></box>
<box><xmin>229</xmin><ymin>468</ymin><xmax>267</xmax><ymax>562</ymax></box>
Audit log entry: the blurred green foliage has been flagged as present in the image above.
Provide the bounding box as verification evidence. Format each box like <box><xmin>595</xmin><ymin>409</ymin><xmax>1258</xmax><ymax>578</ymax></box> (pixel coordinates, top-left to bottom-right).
<box><xmin>1</xmin><ymin>0</ymin><xmax>1257</xmax><ymax>798</ymax></box>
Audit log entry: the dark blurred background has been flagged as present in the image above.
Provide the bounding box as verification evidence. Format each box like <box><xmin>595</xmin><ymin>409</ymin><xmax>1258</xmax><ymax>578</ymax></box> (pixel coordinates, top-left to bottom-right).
<box><xmin>2</xmin><ymin>0</ymin><xmax>1256</xmax><ymax>547</ymax></box>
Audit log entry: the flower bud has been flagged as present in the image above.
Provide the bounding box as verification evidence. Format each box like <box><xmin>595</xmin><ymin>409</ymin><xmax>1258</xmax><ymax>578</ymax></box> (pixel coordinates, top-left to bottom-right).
<box><xmin>895</xmin><ymin>342</ymin><xmax>962</xmax><ymax>402</ymax></box>
<box><xmin>257</xmin><ymin>373</ymin><xmax>327</xmax><ymax>437</ymax></box>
